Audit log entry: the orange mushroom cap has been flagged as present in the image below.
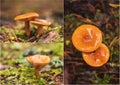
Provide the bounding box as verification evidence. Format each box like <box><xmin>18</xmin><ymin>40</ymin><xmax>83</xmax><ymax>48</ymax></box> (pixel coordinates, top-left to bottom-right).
<box><xmin>26</xmin><ymin>54</ymin><xmax>50</xmax><ymax>68</ymax></box>
<box><xmin>30</xmin><ymin>19</ymin><xmax>51</xmax><ymax>26</ymax></box>
<box><xmin>14</xmin><ymin>12</ymin><xmax>39</xmax><ymax>21</ymax></box>
<box><xmin>30</xmin><ymin>19</ymin><xmax>51</xmax><ymax>35</ymax></box>
<box><xmin>72</xmin><ymin>24</ymin><xmax>102</xmax><ymax>52</ymax></box>
<box><xmin>82</xmin><ymin>43</ymin><xmax>110</xmax><ymax>67</ymax></box>
<box><xmin>26</xmin><ymin>54</ymin><xmax>50</xmax><ymax>78</ymax></box>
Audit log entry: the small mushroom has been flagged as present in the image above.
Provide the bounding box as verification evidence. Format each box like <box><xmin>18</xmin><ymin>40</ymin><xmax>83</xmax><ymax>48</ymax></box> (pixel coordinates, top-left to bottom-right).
<box><xmin>72</xmin><ymin>24</ymin><xmax>102</xmax><ymax>52</ymax></box>
<box><xmin>30</xmin><ymin>19</ymin><xmax>51</xmax><ymax>35</ymax></box>
<box><xmin>82</xmin><ymin>43</ymin><xmax>110</xmax><ymax>67</ymax></box>
<box><xmin>14</xmin><ymin>12</ymin><xmax>39</xmax><ymax>37</ymax></box>
<box><xmin>26</xmin><ymin>54</ymin><xmax>50</xmax><ymax>78</ymax></box>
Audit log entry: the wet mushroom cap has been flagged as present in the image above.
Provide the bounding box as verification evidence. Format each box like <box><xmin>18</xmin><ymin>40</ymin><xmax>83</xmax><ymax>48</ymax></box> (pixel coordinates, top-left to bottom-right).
<box><xmin>82</xmin><ymin>43</ymin><xmax>110</xmax><ymax>67</ymax></box>
<box><xmin>72</xmin><ymin>24</ymin><xmax>102</xmax><ymax>52</ymax></box>
<box><xmin>26</xmin><ymin>54</ymin><xmax>50</xmax><ymax>68</ymax></box>
<box><xmin>14</xmin><ymin>12</ymin><xmax>39</xmax><ymax>21</ymax></box>
<box><xmin>30</xmin><ymin>19</ymin><xmax>51</xmax><ymax>26</ymax></box>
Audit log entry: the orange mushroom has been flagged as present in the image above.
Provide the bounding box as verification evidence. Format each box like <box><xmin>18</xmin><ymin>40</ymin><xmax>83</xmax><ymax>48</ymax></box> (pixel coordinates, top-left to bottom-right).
<box><xmin>26</xmin><ymin>54</ymin><xmax>50</xmax><ymax>78</ymax></box>
<box><xmin>82</xmin><ymin>43</ymin><xmax>110</xmax><ymax>67</ymax></box>
<box><xmin>30</xmin><ymin>19</ymin><xmax>51</xmax><ymax>35</ymax></box>
<box><xmin>14</xmin><ymin>12</ymin><xmax>39</xmax><ymax>37</ymax></box>
<box><xmin>72</xmin><ymin>24</ymin><xmax>102</xmax><ymax>52</ymax></box>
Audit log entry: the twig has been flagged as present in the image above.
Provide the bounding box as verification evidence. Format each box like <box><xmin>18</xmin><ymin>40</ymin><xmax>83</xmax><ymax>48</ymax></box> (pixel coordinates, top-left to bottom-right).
<box><xmin>109</xmin><ymin>37</ymin><xmax>119</xmax><ymax>47</ymax></box>
<box><xmin>72</xmin><ymin>13</ymin><xmax>97</xmax><ymax>25</ymax></box>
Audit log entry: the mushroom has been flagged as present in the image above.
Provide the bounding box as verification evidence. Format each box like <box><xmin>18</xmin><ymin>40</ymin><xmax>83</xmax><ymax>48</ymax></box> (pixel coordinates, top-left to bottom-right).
<box><xmin>14</xmin><ymin>12</ymin><xmax>39</xmax><ymax>37</ymax></box>
<box><xmin>72</xmin><ymin>24</ymin><xmax>102</xmax><ymax>52</ymax></box>
<box><xmin>26</xmin><ymin>54</ymin><xmax>50</xmax><ymax>78</ymax></box>
<box><xmin>82</xmin><ymin>43</ymin><xmax>110</xmax><ymax>67</ymax></box>
<box><xmin>30</xmin><ymin>19</ymin><xmax>51</xmax><ymax>35</ymax></box>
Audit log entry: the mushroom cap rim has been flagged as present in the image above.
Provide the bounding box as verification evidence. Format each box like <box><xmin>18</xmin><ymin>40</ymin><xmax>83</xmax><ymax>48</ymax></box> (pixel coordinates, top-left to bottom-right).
<box><xmin>30</xmin><ymin>19</ymin><xmax>51</xmax><ymax>26</ymax></box>
<box><xmin>14</xmin><ymin>12</ymin><xmax>39</xmax><ymax>21</ymax></box>
<box><xmin>82</xmin><ymin>43</ymin><xmax>110</xmax><ymax>67</ymax></box>
<box><xmin>26</xmin><ymin>54</ymin><xmax>50</xmax><ymax>65</ymax></box>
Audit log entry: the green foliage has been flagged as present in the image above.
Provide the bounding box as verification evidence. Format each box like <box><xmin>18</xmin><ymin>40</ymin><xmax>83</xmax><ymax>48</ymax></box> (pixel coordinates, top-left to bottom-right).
<box><xmin>102</xmin><ymin>38</ymin><xmax>108</xmax><ymax>46</ymax></box>
<box><xmin>22</xmin><ymin>49</ymin><xmax>38</xmax><ymax>57</ymax></box>
<box><xmin>46</xmin><ymin>22</ymin><xmax>62</xmax><ymax>34</ymax></box>
<box><xmin>89</xmin><ymin>73</ymin><xmax>114</xmax><ymax>84</ymax></box>
<box><xmin>50</xmin><ymin>59</ymin><xmax>63</xmax><ymax>68</ymax></box>
<box><xmin>65</xmin><ymin>40</ymin><xmax>70</xmax><ymax>45</ymax></box>
<box><xmin>38</xmin><ymin>78</ymin><xmax>47</xmax><ymax>85</ymax></box>
<box><xmin>65</xmin><ymin>14</ymin><xmax>84</xmax><ymax>32</ymax></box>
<box><xmin>45</xmin><ymin>22</ymin><xmax>63</xmax><ymax>43</ymax></box>
<box><xmin>38</xmin><ymin>43</ymin><xmax>63</xmax><ymax>57</ymax></box>
<box><xmin>51</xmin><ymin>68</ymin><xmax>62</xmax><ymax>74</ymax></box>
<box><xmin>0</xmin><ymin>64</ymin><xmax>38</xmax><ymax>84</ymax></box>
<box><xmin>51</xmin><ymin>43</ymin><xmax>63</xmax><ymax>56</ymax></box>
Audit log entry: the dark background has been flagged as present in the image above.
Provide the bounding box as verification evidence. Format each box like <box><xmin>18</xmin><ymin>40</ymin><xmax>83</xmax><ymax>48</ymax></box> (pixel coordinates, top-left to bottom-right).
<box><xmin>64</xmin><ymin>0</ymin><xmax>119</xmax><ymax>84</ymax></box>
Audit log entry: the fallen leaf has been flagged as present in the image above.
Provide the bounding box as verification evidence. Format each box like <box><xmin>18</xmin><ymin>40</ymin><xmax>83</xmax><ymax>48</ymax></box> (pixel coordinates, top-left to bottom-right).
<box><xmin>0</xmin><ymin>63</ymin><xmax>9</xmax><ymax>70</ymax></box>
<box><xmin>40</xmin><ymin>31</ymin><xmax>59</xmax><ymax>42</ymax></box>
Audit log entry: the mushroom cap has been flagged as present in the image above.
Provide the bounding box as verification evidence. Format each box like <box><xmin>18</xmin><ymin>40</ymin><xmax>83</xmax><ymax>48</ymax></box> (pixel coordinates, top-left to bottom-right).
<box><xmin>14</xmin><ymin>12</ymin><xmax>39</xmax><ymax>21</ymax></box>
<box><xmin>72</xmin><ymin>24</ymin><xmax>102</xmax><ymax>52</ymax></box>
<box><xmin>30</xmin><ymin>19</ymin><xmax>51</xmax><ymax>26</ymax></box>
<box><xmin>82</xmin><ymin>43</ymin><xmax>110</xmax><ymax>67</ymax></box>
<box><xmin>26</xmin><ymin>54</ymin><xmax>50</xmax><ymax>68</ymax></box>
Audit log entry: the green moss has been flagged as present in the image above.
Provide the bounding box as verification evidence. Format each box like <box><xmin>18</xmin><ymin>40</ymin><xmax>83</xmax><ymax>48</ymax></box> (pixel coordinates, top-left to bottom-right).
<box><xmin>89</xmin><ymin>73</ymin><xmax>114</xmax><ymax>84</ymax></box>
<box><xmin>0</xmin><ymin>56</ymin><xmax>62</xmax><ymax>84</ymax></box>
<box><xmin>0</xmin><ymin>22</ymin><xmax>63</xmax><ymax>42</ymax></box>
<box><xmin>0</xmin><ymin>43</ymin><xmax>63</xmax><ymax>85</ymax></box>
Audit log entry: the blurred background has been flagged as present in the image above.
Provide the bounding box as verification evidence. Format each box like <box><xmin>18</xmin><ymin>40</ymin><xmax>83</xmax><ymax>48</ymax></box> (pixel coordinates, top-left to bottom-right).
<box><xmin>0</xmin><ymin>0</ymin><xmax>64</xmax><ymax>25</ymax></box>
<box><xmin>0</xmin><ymin>43</ymin><xmax>63</xmax><ymax>84</ymax></box>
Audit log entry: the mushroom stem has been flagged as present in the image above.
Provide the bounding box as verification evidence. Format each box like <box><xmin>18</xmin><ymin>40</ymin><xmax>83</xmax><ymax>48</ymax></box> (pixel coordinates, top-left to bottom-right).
<box><xmin>35</xmin><ymin>68</ymin><xmax>40</xmax><ymax>78</ymax></box>
<box><xmin>25</xmin><ymin>21</ymin><xmax>30</xmax><ymax>37</ymax></box>
<box><xmin>37</xmin><ymin>26</ymin><xmax>44</xmax><ymax>35</ymax></box>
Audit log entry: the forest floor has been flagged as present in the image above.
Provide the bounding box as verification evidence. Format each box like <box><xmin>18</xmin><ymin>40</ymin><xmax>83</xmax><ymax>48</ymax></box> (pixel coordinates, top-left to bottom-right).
<box><xmin>0</xmin><ymin>0</ymin><xmax>63</xmax><ymax>43</ymax></box>
<box><xmin>64</xmin><ymin>0</ymin><xmax>119</xmax><ymax>84</ymax></box>
<box><xmin>0</xmin><ymin>22</ymin><xmax>63</xmax><ymax>42</ymax></box>
<box><xmin>0</xmin><ymin>43</ymin><xmax>63</xmax><ymax>85</ymax></box>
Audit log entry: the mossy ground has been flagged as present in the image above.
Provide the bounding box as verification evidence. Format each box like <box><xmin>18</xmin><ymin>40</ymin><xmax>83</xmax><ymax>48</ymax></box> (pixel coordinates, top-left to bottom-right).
<box><xmin>0</xmin><ymin>22</ymin><xmax>63</xmax><ymax>42</ymax></box>
<box><xmin>0</xmin><ymin>43</ymin><xmax>63</xmax><ymax>85</ymax></box>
